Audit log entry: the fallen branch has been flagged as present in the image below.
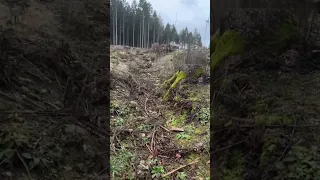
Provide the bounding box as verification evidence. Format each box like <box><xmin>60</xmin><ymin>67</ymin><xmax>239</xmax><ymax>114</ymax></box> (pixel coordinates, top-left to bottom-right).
<box><xmin>0</xmin><ymin>110</ymin><xmax>69</xmax><ymax>115</ymax></box>
<box><xmin>162</xmin><ymin>160</ymin><xmax>198</xmax><ymax>178</ymax></box>
<box><xmin>160</xmin><ymin>125</ymin><xmax>170</xmax><ymax>132</ymax></box>
<box><xmin>169</xmin><ymin>127</ymin><xmax>184</xmax><ymax>132</ymax></box>
<box><xmin>239</xmin><ymin>124</ymin><xmax>320</xmax><ymax>129</ymax></box>
<box><xmin>16</xmin><ymin>152</ymin><xmax>31</xmax><ymax>180</ymax></box>
<box><xmin>212</xmin><ymin>140</ymin><xmax>245</xmax><ymax>154</ymax></box>
<box><xmin>144</xmin><ymin>94</ymin><xmax>150</xmax><ymax>116</ymax></box>
<box><xmin>150</xmin><ymin>128</ymin><xmax>158</xmax><ymax>155</ymax></box>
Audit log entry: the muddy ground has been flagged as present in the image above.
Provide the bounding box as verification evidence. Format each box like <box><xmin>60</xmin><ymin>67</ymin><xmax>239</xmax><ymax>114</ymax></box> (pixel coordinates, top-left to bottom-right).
<box><xmin>110</xmin><ymin>46</ymin><xmax>210</xmax><ymax>179</ymax></box>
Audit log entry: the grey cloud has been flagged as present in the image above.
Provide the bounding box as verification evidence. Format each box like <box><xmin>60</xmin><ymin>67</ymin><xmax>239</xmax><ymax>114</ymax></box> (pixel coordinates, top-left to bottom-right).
<box><xmin>180</xmin><ymin>0</ymin><xmax>198</xmax><ymax>7</ymax></box>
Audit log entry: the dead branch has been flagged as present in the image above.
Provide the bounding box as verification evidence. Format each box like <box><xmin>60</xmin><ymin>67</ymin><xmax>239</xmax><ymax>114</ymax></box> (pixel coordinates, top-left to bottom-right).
<box><xmin>162</xmin><ymin>160</ymin><xmax>198</xmax><ymax>178</ymax></box>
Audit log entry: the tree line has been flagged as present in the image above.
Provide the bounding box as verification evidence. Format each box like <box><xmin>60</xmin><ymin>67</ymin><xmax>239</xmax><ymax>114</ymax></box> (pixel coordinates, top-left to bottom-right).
<box><xmin>110</xmin><ymin>0</ymin><xmax>202</xmax><ymax>48</ymax></box>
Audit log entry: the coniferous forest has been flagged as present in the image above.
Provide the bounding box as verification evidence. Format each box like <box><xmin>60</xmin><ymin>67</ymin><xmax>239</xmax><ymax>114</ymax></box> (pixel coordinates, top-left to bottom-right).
<box><xmin>110</xmin><ymin>0</ymin><xmax>203</xmax><ymax>48</ymax></box>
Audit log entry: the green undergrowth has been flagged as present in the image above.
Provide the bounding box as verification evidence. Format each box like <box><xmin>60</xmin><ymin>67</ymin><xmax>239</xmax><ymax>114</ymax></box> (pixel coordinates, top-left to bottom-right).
<box><xmin>110</xmin><ymin>100</ymin><xmax>141</xmax><ymax>179</ymax></box>
<box><xmin>165</xmin><ymin>108</ymin><xmax>209</xmax><ymax>150</ymax></box>
<box><xmin>193</xmin><ymin>67</ymin><xmax>206</xmax><ymax>78</ymax></box>
<box><xmin>260</xmin><ymin>134</ymin><xmax>281</xmax><ymax>167</ymax></box>
<box><xmin>163</xmin><ymin>83</ymin><xmax>210</xmax><ymax>177</ymax></box>
<box><xmin>275</xmin><ymin>145</ymin><xmax>320</xmax><ymax>179</ymax></box>
<box><xmin>255</xmin><ymin>114</ymin><xmax>293</xmax><ymax>126</ymax></box>
<box><xmin>210</xmin><ymin>30</ymin><xmax>245</xmax><ymax>71</ymax></box>
<box><xmin>110</xmin><ymin>99</ymin><xmax>144</xmax><ymax>128</ymax></box>
<box><xmin>175</xmin><ymin>123</ymin><xmax>209</xmax><ymax>149</ymax></box>
<box><xmin>221</xmin><ymin>150</ymin><xmax>245</xmax><ymax>180</ymax></box>
<box><xmin>167</xmin><ymin>112</ymin><xmax>187</xmax><ymax>127</ymax></box>
<box><xmin>215</xmin><ymin>56</ymin><xmax>320</xmax><ymax>178</ymax></box>
<box><xmin>111</xmin><ymin>148</ymin><xmax>136</xmax><ymax>179</ymax></box>
<box><xmin>269</xmin><ymin>14</ymin><xmax>300</xmax><ymax>50</ymax></box>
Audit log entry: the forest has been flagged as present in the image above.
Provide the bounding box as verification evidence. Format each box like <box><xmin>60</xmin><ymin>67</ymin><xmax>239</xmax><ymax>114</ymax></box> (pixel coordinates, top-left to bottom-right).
<box><xmin>110</xmin><ymin>0</ymin><xmax>203</xmax><ymax>48</ymax></box>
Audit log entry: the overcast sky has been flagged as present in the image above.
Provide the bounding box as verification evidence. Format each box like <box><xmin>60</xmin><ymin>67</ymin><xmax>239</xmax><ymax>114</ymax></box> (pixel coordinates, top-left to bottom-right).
<box><xmin>126</xmin><ymin>0</ymin><xmax>210</xmax><ymax>47</ymax></box>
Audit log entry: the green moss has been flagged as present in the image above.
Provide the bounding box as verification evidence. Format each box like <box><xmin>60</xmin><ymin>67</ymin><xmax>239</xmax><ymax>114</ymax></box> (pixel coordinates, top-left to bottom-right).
<box><xmin>255</xmin><ymin>114</ymin><xmax>293</xmax><ymax>125</ymax></box>
<box><xmin>163</xmin><ymin>90</ymin><xmax>171</xmax><ymax>101</ymax></box>
<box><xmin>194</xmin><ymin>67</ymin><xmax>205</xmax><ymax>78</ymax></box>
<box><xmin>249</xmin><ymin>100</ymin><xmax>268</xmax><ymax>114</ymax></box>
<box><xmin>163</xmin><ymin>72</ymin><xmax>178</xmax><ymax>88</ymax></box>
<box><xmin>169</xmin><ymin>113</ymin><xmax>187</xmax><ymax>127</ymax></box>
<box><xmin>174</xmin><ymin>95</ymin><xmax>181</xmax><ymax>101</ymax></box>
<box><xmin>111</xmin><ymin>100</ymin><xmax>120</xmax><ymax>109</ymax></box>
<box><xmin>211</xmin><ymin>30</ymin><xmax>245</xmax><ymax>71</ymax></box>
<box><xmin>194</xmin><ymin>128</ymin><xmax>201</xmax><ymax>135</ymax></box>
<box><xmin>171</xmin><ymin>71</ymin><xmax>187</xmax><ymax>88</ymax></box>
<box><xmin>210</xmin><ymin>30</ymin><xmax>221</xmax><ymax>54</ymax></box>
<box><xmin>188</xmin><ymin>92</ymin><xmax>201</xmax><ymax>102</ymax></box>
<box><xmin>163</xmin><ymin>71</ymin><xmax>187</xmax><ymax>101</ymax></box>
<box><xmin>189</xmin><ymin>97</ymin><xmax>200</xmax><ymax>102</ymax></box>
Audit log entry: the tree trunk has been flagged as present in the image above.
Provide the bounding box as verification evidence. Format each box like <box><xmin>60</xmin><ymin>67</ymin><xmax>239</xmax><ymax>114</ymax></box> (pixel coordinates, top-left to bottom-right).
<box><xmin>127</xmin><ymin>26</ymin><xmax>129</xmax><ymax>46</ymax></box>
<box><xmin>153</xmin><ymin>23</ymin><xmax>155</xmax><ymax>43</ymax></box>
<box><xmin>123</xmin><ymin>11</ymin><xmax>125</xmax><ymax>45</ymax></box>
<box><xmin>133</xmin><ymin>17</ymin><xmax>135</xmax><ymax>47</ymax></box>
<box><xmin>142</xmin><ymin>12</ymin><xmax>144</xmax><ymax>48</ymax></box>
<box><xmin>147</xmin><ymin>21</ymin><xmax>150</xmax><ymax>48</ymax></box>
<box><xmin>119</xmin><ymin>17</ymin><xmax>122</xmax><ymax>45</ymax></box>
<box><xmin>112</xmin><ymin>7</ymin><xmax>115</xmax><ymax>44</ymax></box>
<box><xmin>115</xmin><ymin>5</ymin><xmax>118</xmax><ymax>45</ymax></box>
<box><xmin>139</xmin><ymin>21</ymin><xmax>142</xmax><ymax>48</ymax></box>
<box><xmin>157</xmin><ymin>28</ymin><xmax>160</xmax><ymax>43</ymax></box>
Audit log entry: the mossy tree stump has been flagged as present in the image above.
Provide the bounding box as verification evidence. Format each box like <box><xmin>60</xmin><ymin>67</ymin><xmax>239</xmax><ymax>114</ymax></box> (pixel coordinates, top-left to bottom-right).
<box><xmin>210</xmin><ymin>30</ymin><xmax>245</xmax><ymax>127</ymax></box>
<box><xmin>163</xmin><ymin>71</ymin><xmax>187</xmax><ymax>101</ymax></box>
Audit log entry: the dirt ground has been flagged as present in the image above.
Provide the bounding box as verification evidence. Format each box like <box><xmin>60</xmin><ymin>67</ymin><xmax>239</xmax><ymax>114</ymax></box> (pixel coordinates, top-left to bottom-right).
<box><xmin>110</xmin><ymin>46</ymin><xmax>210</xmax><ymax>179</ymax></box>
